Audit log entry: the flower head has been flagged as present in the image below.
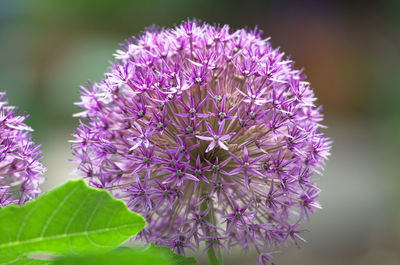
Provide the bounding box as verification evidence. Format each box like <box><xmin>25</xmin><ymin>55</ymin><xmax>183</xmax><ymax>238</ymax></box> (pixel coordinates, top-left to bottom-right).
<box><xmin>0</xmin><ymin>92</ymin><xmax>45</xmax><ymax>207</ymax></box>
<box><xmin>72</xmin><ymin>20</ymin><xmax>331</xmax><ymax>263</ymax></box>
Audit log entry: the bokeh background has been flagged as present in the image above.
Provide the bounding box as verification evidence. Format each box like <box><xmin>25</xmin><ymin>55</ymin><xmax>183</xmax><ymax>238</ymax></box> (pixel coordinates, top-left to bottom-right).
<box><xmin>0</xmin><ymin>0</ymin><xmax>399</xmax><ymax>264</ymax></box>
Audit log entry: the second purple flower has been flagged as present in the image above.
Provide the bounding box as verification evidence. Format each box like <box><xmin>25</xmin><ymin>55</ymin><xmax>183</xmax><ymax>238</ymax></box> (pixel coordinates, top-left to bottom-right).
<box><xmin>0</xmin><ymin>92</ymin><xmax>45</xmax><ymax>207</ymax></box>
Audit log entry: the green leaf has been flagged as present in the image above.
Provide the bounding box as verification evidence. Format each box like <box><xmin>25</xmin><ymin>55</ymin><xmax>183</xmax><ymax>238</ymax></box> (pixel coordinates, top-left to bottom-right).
<box><xmin>52</xmin><ymin>244</ymin><xmax>197</xmax><ymax>265</ymax></box>
<box><xmin>0</xmin><ymin>180</ymin><xmax>146</xmax><ymax>264</ymax></box>
<box><xmin>145</xmin><ymin>243</ymin><xmax>197</xmax><ymax>265</ymax></box>
<box><xmin>0</xmin><ymin>256</ymin><xmax>51</xmax><ymax>265</ymax></box>
<box><xmin>52</xmin><ymin>248</ymin><xmax>173</xmax><ymax>265</ymax></box>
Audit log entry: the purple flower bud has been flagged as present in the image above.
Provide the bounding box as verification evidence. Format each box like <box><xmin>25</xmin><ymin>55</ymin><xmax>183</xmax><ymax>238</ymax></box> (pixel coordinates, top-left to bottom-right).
<box><xmin>72</xmin><ymin>20</ymin><xmax>331</xmax><ymax>262</ymax></box>
<box><xmin>0</xmin><ymin>92</ymin><xmax>45</xmax><ymax>207</ymax></box>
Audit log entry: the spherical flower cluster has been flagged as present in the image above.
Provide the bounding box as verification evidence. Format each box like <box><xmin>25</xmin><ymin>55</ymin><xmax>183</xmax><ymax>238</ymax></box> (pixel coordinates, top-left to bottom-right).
<box><xmin>0</xmin><ymin>92</ymin><xmax>45</xmax><ymax>207</ymax></box>
<box><xmin>72</xmin><ymin>21</ymin><xmax>331</xmax><ymax>263</ymax></box>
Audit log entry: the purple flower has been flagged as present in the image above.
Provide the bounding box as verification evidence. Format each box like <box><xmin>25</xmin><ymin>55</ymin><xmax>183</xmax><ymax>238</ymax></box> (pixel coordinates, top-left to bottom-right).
<box><xmin>196</xmin><ymin>120</ymin><xmax>235</xmax><ymax>152</ymax></box>
<box><xmin>72</xmin><ymin>20</ymin><xmax>331</xmax><ymax>263</ymax></box>
<box><xmin>0</xmin><ymin>92</ymin><xmax>45</xmax><ymax>208</ymax></box>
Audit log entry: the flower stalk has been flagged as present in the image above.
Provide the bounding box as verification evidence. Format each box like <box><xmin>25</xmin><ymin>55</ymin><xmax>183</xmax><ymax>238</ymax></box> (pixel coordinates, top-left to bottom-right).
<box><xmin>202</xmin><ymin>200</ymin><xmax>223</xmax><ymax>265</ymax></box>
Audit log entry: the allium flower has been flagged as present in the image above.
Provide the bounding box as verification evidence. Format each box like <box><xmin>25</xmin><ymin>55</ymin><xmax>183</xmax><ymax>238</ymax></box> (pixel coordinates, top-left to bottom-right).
<box><xmin>72</xmin><ymin>20</ymin><xmax>331</xmax><ymax>264</ymax></box>
<box><xmin>0</xmin><ymin>92</ymin><xmax>45</xmax><ymax>207</ymax></box>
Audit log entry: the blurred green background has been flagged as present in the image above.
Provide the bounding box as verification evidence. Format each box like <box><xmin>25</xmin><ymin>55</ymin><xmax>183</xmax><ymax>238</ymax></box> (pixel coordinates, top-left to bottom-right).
<box><xmin>1</xmin><ymin>0</ymin><xmax>399</xmax><ymax>264</ymax></box>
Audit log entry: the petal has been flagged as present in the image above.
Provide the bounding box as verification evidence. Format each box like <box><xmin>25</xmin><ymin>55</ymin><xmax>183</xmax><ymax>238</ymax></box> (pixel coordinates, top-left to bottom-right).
<box><xmin>184</xmin><ymin>173</ymin><xmax>199</xmax><ymax>181</ymax></box>
<box><xmin>229</xmin><ymin>152</ymin><xmax>242</xmax><ymax>164</ymax></box>
<box><xmin>204</xmin><ymin>120</ymin><xmax>214</xmax><ymax>135</ymax></box>
<box><xmin>217</xmin><ymin>120</ymin><xmax>226</xmax><ymax>135</ymax></box>
<box><xmin>196</xmin><ymin>155</ymin><xmax>201</xmax><ymax>167</ymax></box>
<box><xmin>162</xmin><ymin>175</ymin><xmax>175</xmax><ymax>185</ymax></box>
<box><xmin>219</xmin><ymin>134</ymin><xmax>231</xmax><ymax>141</ymax></box>
<box><xmin>206</xmin><ymin>141</ymin><xmax>217</xmax><ymax>153</ymax></box>
<box><xmin>243</xmin><ymin>146</ymin><xmax>249</xmax><ymax>162</ymax></box>
<box><xmin>218</xmin><ymin>140</ymin><xmax>229</xmax><ymax>151</ymax></box>
<box><xmin>196</xmin><ymin>94</ymin><xmax>209</xmax><ymax>110</ymax></box>
<box><xmin>196</xmin><ymin>135</ymin><xmax>213</xmax><ymax>141</ymax></box>
<box><xmin>129</xmin><ymin>140</ymin><xmax>142</xmax><ymax>151</ymax></box>
<box><xmin>230</xmin><ymin>168</ymin><xmax>242</xmax><ymax>175</ymax></box>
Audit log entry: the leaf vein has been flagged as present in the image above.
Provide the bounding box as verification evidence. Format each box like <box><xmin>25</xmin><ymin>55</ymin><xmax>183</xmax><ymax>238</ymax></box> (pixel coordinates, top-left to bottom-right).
<box><xmin>40</xmin><ymin>184</ymin><xmax>81</xmax><ymax>237</ymax></box>
<box><xmin>0</xmin><ymin>224</ymin><xmax>141</xmax><ymax>250</ymax></box>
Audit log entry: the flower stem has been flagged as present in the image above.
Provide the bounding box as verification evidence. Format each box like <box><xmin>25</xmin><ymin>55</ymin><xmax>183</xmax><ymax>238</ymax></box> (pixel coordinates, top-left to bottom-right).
<box><xmin>207</xmin><ymin>245</ymin><xmax>222</xmax><ymax>265</ymax></box>
<box><xmin>202</xmin><ymin>200</ymin><xmax>223</xmax><ymax>265</ymax></box>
